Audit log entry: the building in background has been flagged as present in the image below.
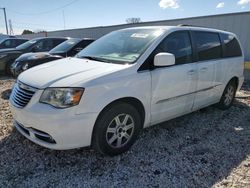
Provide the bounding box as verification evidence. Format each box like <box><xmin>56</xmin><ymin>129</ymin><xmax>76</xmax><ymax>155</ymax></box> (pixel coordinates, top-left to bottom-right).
<box><xmin>19</xmin><ymin>11</ymin><xmax>250</xmax><ymax>60</ymax></box>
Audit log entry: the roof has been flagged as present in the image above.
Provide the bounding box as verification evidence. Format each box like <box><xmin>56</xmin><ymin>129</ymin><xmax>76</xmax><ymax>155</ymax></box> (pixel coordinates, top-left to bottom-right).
<box><xmin>116</xmin><ymin>25</ymin><xmax>235</xmax><ymax>36</ymax></box>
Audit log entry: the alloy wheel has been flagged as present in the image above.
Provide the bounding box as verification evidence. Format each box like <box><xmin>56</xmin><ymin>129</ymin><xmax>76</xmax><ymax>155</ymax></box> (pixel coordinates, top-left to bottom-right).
<box><xmin>106</xmin><ymin>114</ymin><xmax>135</xmax><ymax>148</ymax></box>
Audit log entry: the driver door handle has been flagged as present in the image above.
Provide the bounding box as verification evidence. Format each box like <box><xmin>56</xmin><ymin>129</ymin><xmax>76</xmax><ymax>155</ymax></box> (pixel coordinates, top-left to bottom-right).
<box><xmin>187</xmin><ymin>69</ymin><xmax>196</xmax><ymax>75</ymax></box>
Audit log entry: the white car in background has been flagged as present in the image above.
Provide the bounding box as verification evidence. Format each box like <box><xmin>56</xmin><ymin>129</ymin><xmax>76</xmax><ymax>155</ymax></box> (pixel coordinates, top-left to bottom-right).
<box><xmin>10</xmin><ymin>26</ymin><xmax>244</xmax><ymax>155</ymax></box>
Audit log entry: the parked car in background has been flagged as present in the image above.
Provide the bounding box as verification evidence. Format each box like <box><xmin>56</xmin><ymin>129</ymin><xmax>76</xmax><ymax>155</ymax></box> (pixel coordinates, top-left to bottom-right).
<box><xmin>10</xmin><ymin>26</ymin><xmax>244</xmax><ymax>156</ymax></box>
<box><xmin>10</xmin><ymin>38</ymin><xmax>94</xmax><ymax>77</ymax></box>
<box><xmin>0</xmin><ymin>38</ymin><xmax>28</xmax><ymax>49</ymax></box>
<box><xmin>0</xmin><ymin>34</ymin><xmax>16</xmax><ymax>41</ymax></box>
<box><xmin>0</xmin><ymin>37</ymin><xmax>68</xmax><ymax>75</ymax></box>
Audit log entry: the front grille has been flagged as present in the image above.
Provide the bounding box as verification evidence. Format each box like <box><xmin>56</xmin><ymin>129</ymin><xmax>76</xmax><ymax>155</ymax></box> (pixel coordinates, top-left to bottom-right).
<box><xmin>11</xmin><ymin>81</ymin><xmax>37</xmax><ymax>108</ymax></box>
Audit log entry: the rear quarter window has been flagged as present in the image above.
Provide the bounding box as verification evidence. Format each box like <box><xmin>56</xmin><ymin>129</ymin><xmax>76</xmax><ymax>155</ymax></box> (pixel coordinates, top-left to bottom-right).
<box><xmin>194</xmin><ymin>31</ymin><xmax>222</xmax><ymax>61</ymax></box>
<box><xmin>220</xmin><ymin>33</ymin><xmax>242</xmax><ymax>58</ymax></box>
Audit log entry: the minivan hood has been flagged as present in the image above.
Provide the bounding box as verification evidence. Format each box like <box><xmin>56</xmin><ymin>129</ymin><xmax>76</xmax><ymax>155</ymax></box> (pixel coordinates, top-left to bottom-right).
<box><xmin>18</xmin><ymin>57</ymin><xmax>128</xmax><ymax>89</ymax></box>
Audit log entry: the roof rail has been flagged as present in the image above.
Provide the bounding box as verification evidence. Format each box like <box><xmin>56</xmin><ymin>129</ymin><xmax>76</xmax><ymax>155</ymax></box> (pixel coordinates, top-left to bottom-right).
<box><xmin>178</xmin><ymin>24</ymin><xmax>199</xmax><ymax>27</ymax></box>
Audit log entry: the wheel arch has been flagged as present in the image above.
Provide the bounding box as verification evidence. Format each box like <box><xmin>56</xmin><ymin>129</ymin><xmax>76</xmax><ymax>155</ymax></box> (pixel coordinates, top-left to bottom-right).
<box><xmin>229</xmin><ymin>76</ymin><xmax>239</xmax><ymax>89</ymax></box>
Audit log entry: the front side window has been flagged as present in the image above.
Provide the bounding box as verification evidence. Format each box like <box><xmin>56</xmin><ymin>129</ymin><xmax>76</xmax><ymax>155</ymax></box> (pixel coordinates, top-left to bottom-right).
<box><xmin>194</xmin><ymin>31</ymin><xmax>222</xmax><ymax>61</ymax></box>
<box><xmin>158</xmin><ymin>31</ymin><xmax>193</xmax><ymax>65</ymax></box>
<box><xmin>32</xmin><ymin>39</ymin><xmax>54</xmax><ymax>52</ymax></box>
<box><xmin>221</xmin><ymin>33</ymin><xmax>242</xmax><ymax>58</ymax></box>
<box><xmin>77</xmin><ymin>28</ymin><xmax>165</xmax><ymax>64</ymax></box>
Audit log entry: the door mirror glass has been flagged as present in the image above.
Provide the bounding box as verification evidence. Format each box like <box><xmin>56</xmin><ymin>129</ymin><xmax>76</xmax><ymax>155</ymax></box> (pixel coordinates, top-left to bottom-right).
<box><xmin>154</xmin><ymin>53</ymin><xmax>175</xmax><ymax>67</ymax></box>
<box><xmin>74</xmin><ymin>47</ymin><xmax>83</xmax><ymax>52</ymax></box>
<box><xmin>31</xmin><ymin>46</ymin><xmax>39</xmax><ymax>52</ymax></box>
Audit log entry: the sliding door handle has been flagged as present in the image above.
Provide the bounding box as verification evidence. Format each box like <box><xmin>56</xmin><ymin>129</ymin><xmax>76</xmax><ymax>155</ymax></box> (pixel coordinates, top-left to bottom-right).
<box><xmin>200</xmin><ymin>67</ymin><xmax>208</xmax><ymax>72</ymax></box>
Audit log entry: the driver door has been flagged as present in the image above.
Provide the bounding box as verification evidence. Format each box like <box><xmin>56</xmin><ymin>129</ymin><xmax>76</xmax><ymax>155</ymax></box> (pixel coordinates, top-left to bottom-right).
<box><xmin>150</xmin><ymin>31</ymin><xmax>198</xmax><ymax>125</ymax></box>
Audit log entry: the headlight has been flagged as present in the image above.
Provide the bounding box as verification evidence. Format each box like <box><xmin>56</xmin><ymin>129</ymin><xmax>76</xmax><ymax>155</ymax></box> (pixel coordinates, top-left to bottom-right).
<box><xmin>0</xmin><ymin>54</ymin><xmax>7</xmax><ymax>59</ymax></box>
<box><xmin>11</xmin><ymin>61</ymin><xmax>19</xmax><ymax>68</ymax></box>
<box><xmin>22</xmin><ymin>63</ymin><xmax>29</xmax><ymax>70</ymax></box>
<box><xmin>39</xmin><ymin>88</ymin><xmax>84</xmax><ymax>108</ymax></box>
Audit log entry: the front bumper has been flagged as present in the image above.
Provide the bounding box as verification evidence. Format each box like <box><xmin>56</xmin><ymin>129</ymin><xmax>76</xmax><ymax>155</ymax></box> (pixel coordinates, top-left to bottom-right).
<box><xmin>10</xmin><ymin>64</ymin><xmax>22</xmax><ymax>77</ymax></box>
<box><xmin>9</xmin><ymin>90</ymin><xmax>98</xmax><ymax>150</ymax></box>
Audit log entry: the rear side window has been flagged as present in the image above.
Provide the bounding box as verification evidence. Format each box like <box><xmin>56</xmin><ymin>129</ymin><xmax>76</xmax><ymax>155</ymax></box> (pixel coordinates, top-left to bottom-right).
<box><xmin>17</xmin><ymin>39</ymin><xmax>27</xmax><ymax>45</ymax></box>
<box><xmin>158</xmin><ymin>31</ymin><xmax>193</xmax><ymax>65</ymax></box>
<box><xmin>194</xmin><ymin>31</ymin><xmax>222</xmax><ymax>61</ymax></box>
<box><xmin>3</xmin><ymin>39</ymin><xmax>12</xmax><ymax>48</ymax></box>
<box><xmin>220</xmin><ymin>33</ymin><xmax>242</xmax><ymax>57</ymax></box>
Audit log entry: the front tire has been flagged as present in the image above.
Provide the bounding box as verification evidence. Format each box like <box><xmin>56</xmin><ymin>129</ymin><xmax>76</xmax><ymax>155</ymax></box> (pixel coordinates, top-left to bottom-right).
<box><xmin>5</xmin><ymin>61</ymin><xmax>13</xmax><ymax>75</ymax></box>
<box><xmin>92</xmin><ymin>102</ymin><xmax>142</xmax><ymax>156</ymax></box>
<box><xmin>216</xmin><ymin>80</ymin><xmax>237</xmax><ymax>110</ymax></box>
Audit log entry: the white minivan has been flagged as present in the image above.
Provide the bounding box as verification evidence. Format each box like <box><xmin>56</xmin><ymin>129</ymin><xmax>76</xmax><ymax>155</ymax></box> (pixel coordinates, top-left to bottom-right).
<box><xmin>10</xmin><ymin>26</ymin><xmax>244</xmax><ymax>155</ymax></box>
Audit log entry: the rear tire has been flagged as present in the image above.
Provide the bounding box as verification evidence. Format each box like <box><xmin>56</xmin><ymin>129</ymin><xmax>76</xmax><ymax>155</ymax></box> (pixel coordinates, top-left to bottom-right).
<box><xmin>92</xmin><ymin>102</ymin><xmax>142</xmax><ymax>156</ymax></box>
<box><xmin>216</xmin><ymin>80</ymin><xmax>237</xmax><ymax>110</ymax></box>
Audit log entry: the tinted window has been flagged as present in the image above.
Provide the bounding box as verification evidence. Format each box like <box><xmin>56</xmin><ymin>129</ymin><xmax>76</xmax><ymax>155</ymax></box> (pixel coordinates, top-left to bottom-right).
<box><xmin>221</xmin><ymin>33</ymin><xmax>242</xmax><ymax>57</ymax></box>
<box><xmin>3</xmin><ymin>39</ymin><xmax>12</xmax><ymax>48</ymax></box>
<box><xmin>158</xmin><ymin>31</ymin><xmax>193</xmax><ymax>65</ymax></box>
<box><xmin>53</xmin><ymin>39</ymin><xmax>66</xmax><ymax>47</ymax></box>
<box><xmin>32</xmin><ymin>39</ymin><xmax>65</xmax><ymax>52</ymax></box>
<box><xmin>194</xmin><ymin>32</ymin><xmax>222</xmax><ymax>61</ymax></box>
<box><xmin>17</xmin><ymin>39</ymin><xmax>27</xmax><ymax>45</ymax></box>
<box><xmin>72</xmin><ymin>40</ymin><xmax>94</xmax><ymax>54</ymax></box>
<box><xmin>32</xmin><ymin>39</ymin><xmax>53</xmax><ymax>51</ymax></box>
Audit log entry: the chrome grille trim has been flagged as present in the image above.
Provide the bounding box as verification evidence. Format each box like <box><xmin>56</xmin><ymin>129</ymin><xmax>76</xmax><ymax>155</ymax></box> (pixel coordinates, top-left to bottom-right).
<box><xmin>11</xmin><ymin>81</ymin><xmax>37</xmax><ymax>108</ymax></box>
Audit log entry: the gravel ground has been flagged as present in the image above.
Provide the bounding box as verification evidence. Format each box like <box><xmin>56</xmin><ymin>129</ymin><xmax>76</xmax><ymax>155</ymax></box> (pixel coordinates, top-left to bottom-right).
<box><xmin>0</xmin><ymin>77</ymin><xmax>250</xmax><ymax>188</ymax></box>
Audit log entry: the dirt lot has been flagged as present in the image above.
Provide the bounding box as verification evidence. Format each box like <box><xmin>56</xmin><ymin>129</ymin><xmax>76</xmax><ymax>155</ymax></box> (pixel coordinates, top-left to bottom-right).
<box><xmin>0</xmin><ymin>77</ymin><xmax>250</xmax><ymax>188</ymax></box>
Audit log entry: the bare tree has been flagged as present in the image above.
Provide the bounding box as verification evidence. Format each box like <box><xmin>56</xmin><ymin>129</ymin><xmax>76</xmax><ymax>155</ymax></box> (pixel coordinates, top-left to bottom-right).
<box><xmin>126</xmin><ymin>17</ymin><xmax>141</xmax><ymax>24</ymax></box>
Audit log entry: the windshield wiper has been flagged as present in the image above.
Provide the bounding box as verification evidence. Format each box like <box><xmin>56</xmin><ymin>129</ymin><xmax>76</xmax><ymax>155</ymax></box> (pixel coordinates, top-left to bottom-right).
<box><xmin>79</xmin><ymin>56</ymin><xmax>113</xmax><ymax>64</ymax></box>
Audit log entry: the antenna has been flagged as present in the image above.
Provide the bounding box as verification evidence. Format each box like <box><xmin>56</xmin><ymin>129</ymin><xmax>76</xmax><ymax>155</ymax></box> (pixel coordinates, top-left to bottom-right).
<box><xmin>62</xmin><ymin>10</ymin><xmax>66</xmax><ymax>29</ymax></box>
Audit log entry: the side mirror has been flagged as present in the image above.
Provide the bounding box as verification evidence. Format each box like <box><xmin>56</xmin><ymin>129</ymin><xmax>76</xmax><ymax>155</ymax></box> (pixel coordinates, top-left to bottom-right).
<box><xmin>75</xmin><ymin>47</ymin><xmax>83</xmax><ymax>52</ymax></box>
<box><xmin>154</xmin><ymin>53</ymin><xmax>175</xmax><ymax>67</ymax></box>
<box><xmin>31</xmin><ymin>47</ymin><xmax>38</xmax><ymax>52</ymax></box>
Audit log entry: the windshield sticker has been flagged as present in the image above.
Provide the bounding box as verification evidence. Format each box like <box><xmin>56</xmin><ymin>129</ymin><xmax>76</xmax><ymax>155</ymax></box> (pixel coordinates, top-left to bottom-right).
<box><xmin>131</xmin><ymin>33</ymin><xmax>149</xmax><ymax>38</ymax></box>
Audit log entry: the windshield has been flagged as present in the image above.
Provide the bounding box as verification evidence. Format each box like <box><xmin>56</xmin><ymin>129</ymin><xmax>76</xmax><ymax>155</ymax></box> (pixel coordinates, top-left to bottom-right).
<box><xmin>77</xmin><ymin>28</ymin><xmax>165</xmax><ymax>64</ymax></box>
<box><xmin>50</xmin><ymin>38</ymin><xmax>80</xmax><ymax>53</ymax></box>
<box><xmin>16</xmin><ymin>39</ymin><xmax>37</xmax><ymax>50</ymax></box>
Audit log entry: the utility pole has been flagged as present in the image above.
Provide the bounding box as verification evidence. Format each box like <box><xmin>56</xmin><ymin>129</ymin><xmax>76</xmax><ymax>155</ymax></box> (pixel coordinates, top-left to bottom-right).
<box><xmin>0</xmin><ymin>8</ymin><xmax>9</xmax><ymax>35</ymax></box>
<box><xmin>9</xmin><ymin>19</ymin><xmax>14</xmax><ymax>35</ymax></box>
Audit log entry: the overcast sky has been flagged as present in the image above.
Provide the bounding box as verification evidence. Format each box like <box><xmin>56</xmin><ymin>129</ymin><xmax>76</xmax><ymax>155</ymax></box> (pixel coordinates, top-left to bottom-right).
<box><xmin>0</xmin><ymin>0</ymin><xmax>250</xmax><ymax>35</ymax></box>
